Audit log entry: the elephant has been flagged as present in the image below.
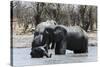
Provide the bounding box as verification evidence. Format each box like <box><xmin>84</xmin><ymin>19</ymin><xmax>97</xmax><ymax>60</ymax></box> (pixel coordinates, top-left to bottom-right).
<box><xmin>54</xmin><ymin>25</ymin><xmax>88</xmax><ymax>54</ymax></box>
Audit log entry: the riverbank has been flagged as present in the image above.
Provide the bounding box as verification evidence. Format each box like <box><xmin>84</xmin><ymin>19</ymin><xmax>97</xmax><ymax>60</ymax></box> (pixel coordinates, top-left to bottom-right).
<box><xmin>12</xmin><ymin>31</ymin><xmax>97</xmax><ymax>48</ymax></box>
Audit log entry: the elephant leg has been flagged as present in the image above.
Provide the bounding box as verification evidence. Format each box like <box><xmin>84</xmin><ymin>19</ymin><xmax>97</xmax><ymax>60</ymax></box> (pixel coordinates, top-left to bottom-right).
<box><xmin>51</xmin><ymin>40</ymin><xmax>55</xmax><ymax>49</ymax></box>
<box><xmin>55</xmin><ymin>40</ymin><xmax>66</xmax><ymax>55</ymax></box>
<box><xmin>46</xmin><ymin>39</ymin><xmax>51</xmax><ymax>49</ymax></box>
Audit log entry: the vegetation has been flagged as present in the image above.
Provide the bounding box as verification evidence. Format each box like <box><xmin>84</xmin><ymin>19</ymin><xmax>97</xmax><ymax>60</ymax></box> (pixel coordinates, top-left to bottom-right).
<box><xmin>11</xmin><ymin>1</ymin><xmax>97</xmax><ymax>34</ymax></box>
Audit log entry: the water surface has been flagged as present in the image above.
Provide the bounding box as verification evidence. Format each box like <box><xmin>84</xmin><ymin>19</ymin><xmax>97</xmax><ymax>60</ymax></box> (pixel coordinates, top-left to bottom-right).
<box><xmin>12</xmin><ymin>46</ymin><xmax>97</xmax><ymax>66</ymax></box>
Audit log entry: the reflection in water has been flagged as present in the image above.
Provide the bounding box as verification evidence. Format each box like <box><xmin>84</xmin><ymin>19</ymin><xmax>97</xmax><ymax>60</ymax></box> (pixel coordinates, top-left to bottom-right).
<box><xmin>12</xmin><ymin>46</ymin><xmax>97</xmax><ymax>66</ymax></box>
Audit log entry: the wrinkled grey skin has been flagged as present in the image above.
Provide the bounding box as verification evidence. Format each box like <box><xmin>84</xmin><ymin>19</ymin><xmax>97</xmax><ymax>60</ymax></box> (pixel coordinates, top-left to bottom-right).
<box><xmin>30</xmin><ymin>20</ymin><xmax>57</xmax><ymax>58</ymax></box>
<box><xmin>54</xmin><ymin>25</ymin><xmax>88</xmax><ymax>54</ymax></box>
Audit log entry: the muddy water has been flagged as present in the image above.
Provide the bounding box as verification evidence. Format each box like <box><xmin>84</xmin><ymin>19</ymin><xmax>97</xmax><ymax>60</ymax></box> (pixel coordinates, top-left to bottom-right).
<box><xmin>12</xmin><ymin>46</ymin><xmax>97</xmax><ymax>66</ymax></box>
